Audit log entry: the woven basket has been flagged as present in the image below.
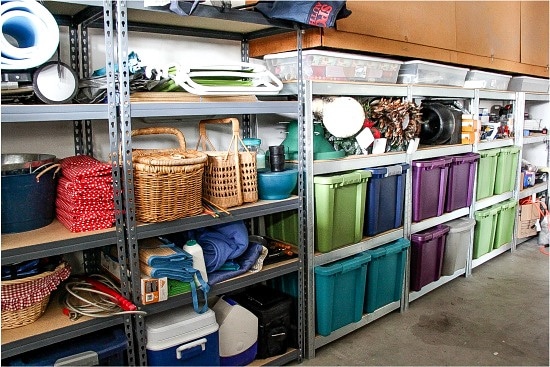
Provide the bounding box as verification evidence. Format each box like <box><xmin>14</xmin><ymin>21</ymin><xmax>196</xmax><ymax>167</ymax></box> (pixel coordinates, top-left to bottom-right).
<box><xmin>1</xmin><ymin>262</ymin><xmax>70</xmax><ymax>329</ymax></box>
<box><xmin>132</xmin><ymin>127</ymin><xmax>208</xmax><ymax>223</ymax></box>
<box><xmin>197</xmin><ymin>118</ymin><xmax>258</xmax><ymax>209</ymax></box>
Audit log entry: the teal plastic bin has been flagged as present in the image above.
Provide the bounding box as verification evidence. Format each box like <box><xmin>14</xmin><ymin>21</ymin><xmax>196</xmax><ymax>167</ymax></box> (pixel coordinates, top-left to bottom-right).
<box><xmin>473</xmin><ymin>206</ymin><xmax>500</xmax><ymax>259</ymax></box>
<box><xmin>315</xmin><ymin>252</ymin><xmax>371</xmax><ymax>336</ymax></box>
<box><xmin>494</xmin><ymin>146</ymin><xmax>521</xmax><ymax>194</ymax></box>
<box><xmin>313</xmin><ymin>170</ymin><xmax>371</xmax><ymax>253</ymax></box>
<box><xmin>493</xmin><ymin>200</ymin><xmax>517</xmax><ymax>248</ymax></box>
<box><xmin>363</xmin><ymin>238</ymin><xmax>410</xmax><ymax>314</ymax></box>
<box><xmin>476</xmin><ymin>148</ymin><xmax>500</xmax><ymax>200</ymax></box>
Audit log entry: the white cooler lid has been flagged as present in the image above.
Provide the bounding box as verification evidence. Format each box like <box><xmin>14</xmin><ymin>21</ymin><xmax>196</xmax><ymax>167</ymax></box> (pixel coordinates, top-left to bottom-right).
<box><xmin>146</xmin><ymin>305</ymin><xmax>219</xmax><ymax>350</ymax></box>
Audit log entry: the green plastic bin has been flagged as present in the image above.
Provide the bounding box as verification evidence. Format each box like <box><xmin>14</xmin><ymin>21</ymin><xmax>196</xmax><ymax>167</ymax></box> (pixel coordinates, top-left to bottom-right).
<box><xmin>315</xmin><ymin>252</ymin><xmax>371</xmax><ymax>336</ymax></box>
<box><xmin>476</xmin><ymin>148</ymin><xmax>500</xmax><ymax>200</ymax></box>
<box><xmin>493</xmin><ymin>200</ymin><xmax>517</xmax><ymax>249</ymax></box>
<box><xmin>494</xmin><ymin>146</ymin><xmax>520</xmax><ymax>194</ymax></box>
<box><xmin>473</xmin><ymin>206</ymin><xmax>500</xmax><ymax>259</ymax></box>
<box><xmin>265</xmin><ymin>210</ymin><xmax>299</xmax><ymax>246</ymax></box>
<box><xmin>313</xmin><ymin>170</ymin><xmax>371</xmax><ymax>253</ymax></box>
<box><xmin>363</xmin><ymin>238</ymin><xmax>410</xmax><ymax>314</ymax></box>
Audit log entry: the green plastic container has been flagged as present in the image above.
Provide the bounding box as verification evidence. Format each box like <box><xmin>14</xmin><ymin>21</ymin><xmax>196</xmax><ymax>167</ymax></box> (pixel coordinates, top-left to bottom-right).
<box><xmin>476</xmin><ymin>148</ymin><xmax>500</xmax><ymax>200</ymax></box>
<box><xmin>313</xmin><ymin>170</ymin><xmax>371</xmax><ymax>253</ymax></box>
<box><xmin>265</xmin><ymin>210</ymin><xmax>299</xmax><ymax>246</ymax></box>
<box><xmin>315</xmin><ymin>252</ymin><xmax>371</xmax><ymax>336</ymax></box>
<box><xmin>363</xmin><ymin>238</ymin><xmax>410</xmax><ymax>314</ymax></box>
<box><xmin>494</xmin><ymin>146</ymin><xmax>521</xmax><ymax>194</ymax></box>
<box><xmin>493</xmin><ymin>200</ymin><xmax>517</xmax><ymax>249</ymax></box>
<box><xmin>473</xmin><ymin>206</ymin><xmax>500</xmax><ymax>259</ymax></box>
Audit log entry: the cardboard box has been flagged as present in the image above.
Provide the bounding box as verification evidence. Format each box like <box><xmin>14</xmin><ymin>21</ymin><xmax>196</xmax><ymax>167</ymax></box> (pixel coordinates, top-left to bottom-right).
<box><xmin>517</xmin><ymin>202</ymin><xmax>541</xmax><ymax>238</ymax></box>
<box><xmin>461</xmin><ymin>131</ymin><xmax>479</xmax><ymax>144</ymax></box>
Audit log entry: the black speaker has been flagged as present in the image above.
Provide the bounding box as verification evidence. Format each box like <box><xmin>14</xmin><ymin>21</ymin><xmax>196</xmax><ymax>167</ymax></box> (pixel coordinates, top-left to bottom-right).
<box><xmin>419</xmin><ymin>101</ymin><xmax>463</xmax><ymax>145</ymax></box>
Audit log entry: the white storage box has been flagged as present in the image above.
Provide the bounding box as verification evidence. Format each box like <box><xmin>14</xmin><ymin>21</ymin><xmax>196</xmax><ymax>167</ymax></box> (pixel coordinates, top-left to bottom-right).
<box><xmin>397</xmin><ymin>60</ymin><xmax>469</xmax><ymax>86</ymax></box>
<box><xmin>465</xmin><ymin>70</ymin><xmax>512</xmax><ymax>90</ymax></box>
<box><xmin>441</xmin><ymin>217</ymin><xmax>476</xmax><ymax>276</ymax></box>
<box><xmin>508</xmin><ymin>76</ymin><xmax>550</xmax><ymax>93</ymax></box>
<box><xmin>264</xmin><ymin>50</ymin><xmax>402</xmax><ymax>83</ymax></box>
<box><xmin>146</xmin><ymin>305</ymin><xmax>220</xmax><ymax>366</ymax></box>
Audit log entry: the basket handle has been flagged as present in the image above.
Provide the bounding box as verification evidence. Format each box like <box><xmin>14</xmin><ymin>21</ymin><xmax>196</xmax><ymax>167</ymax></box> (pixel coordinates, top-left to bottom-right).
<box><xmin>131</xmin><ymin>127</ymin><xmax>186</xmax><ymax>150</ymax></box>
<box><xmin>198</xmin><ymin>118</ymin><xmax>240</xmax><ymax>136</ymax></box>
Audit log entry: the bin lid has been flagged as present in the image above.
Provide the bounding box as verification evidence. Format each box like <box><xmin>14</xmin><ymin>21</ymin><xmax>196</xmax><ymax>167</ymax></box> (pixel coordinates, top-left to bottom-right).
<box><xmin>448</xmin><ymin>152</ymin><xmax>480</xmax><ymax>164</ymax></box>
<box><xmin>411</xmin><ymin>224</ymin><xmax>450</xmax><ymax>242</ymax></box>
<box><xmin>411</xmin><ymin>157</ymin><xmax>452</xmax><ymax>169</ymax></box>
<box><xmin>368</xmin><ymin>238</ymin><xmax>410</xmax><ymax>259</ymax></box>
<box><xmin>314</xmin><ymin>170</ymin><xmax>371</xmax><ymax>186</ymax></box>
<box><xmin>365</xmin><ymin>163</ymin><xmax>409</xmax><ymax>178</ymax></box>
<box><xmin>474</xmin><ymin>206</ymin><xmax>500</xmax><ymax>218</ymax></box>
<box><xmin>446</xmin><ymin>217</ymin><xmax>476</xmax><ymax>233</ymax></box>
<box><xmin>146</xmin><ymin>305</ymin><xmax>219</xmax><ymax>349</ymax></box>
<box><xmin>478</xmin><ymin>148</ymin><xmax>501</xmax><ymax>157</ymax></box>
<box><xmin>497</xmin><ymin>199</ymin><xmax>517</xmax><ymax>210</ymax></box>
<box><xmin>315</xmin><ymin>252</ymin><xmax>371</xmax><ymax>276</ymax></box>
<box><xmin>498</xmin><ymin>146</ymin><xmax>520</xmax><ymax>154</ymax></box>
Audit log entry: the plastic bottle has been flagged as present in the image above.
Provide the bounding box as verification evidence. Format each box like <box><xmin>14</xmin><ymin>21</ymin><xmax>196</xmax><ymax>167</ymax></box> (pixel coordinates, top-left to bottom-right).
<box><xmin>183</xmin><ymin>240</ymin><xmax>208</xmax><ymax>283</ymax></box>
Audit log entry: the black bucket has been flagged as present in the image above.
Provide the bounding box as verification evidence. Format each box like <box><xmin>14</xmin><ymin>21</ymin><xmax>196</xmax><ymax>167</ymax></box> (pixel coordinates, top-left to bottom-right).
<box><xmin>1</xmin><ymin>164</ymin><xmax>60</xmax><ymax>234</ymax></box>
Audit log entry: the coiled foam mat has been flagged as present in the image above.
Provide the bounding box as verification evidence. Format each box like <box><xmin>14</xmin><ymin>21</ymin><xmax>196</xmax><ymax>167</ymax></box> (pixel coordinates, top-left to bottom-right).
<box><xmin>1</xmin><ymin>0</ymin><xmax>59</xmax><ymax>70</ymax></box>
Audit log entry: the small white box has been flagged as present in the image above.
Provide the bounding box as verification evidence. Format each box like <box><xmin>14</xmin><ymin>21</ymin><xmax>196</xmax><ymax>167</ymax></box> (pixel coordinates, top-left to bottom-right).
<box><xmin>465</xmin><ymin>70</ymin><xmax>512</xmax><ymax>90</ymax></box>
<box><xmin>508</xmin><ymin>76</ymin><xmax>550</xmax><ymax>93</ymax></box>
<box><xmin>397</xmin><ymin>60</ymin><xmax>469</xmax><ymax>86</ymax></box>
<box><xmin>264</xmin><ymin>50</ymin><xmax>402</xmax><ymax>83</ymax></box>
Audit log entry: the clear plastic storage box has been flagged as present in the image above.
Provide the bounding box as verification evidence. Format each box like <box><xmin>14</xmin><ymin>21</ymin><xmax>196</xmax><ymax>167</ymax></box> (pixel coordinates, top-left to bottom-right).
<box><xmin>465</xmin><ymin>70</ymin><xmax>512</xmax><ymax>90</ymax></box>
<box><xmin>264</xmin><ymin>50</ymin><xmax>403</xmax><ymax>83</ymax></box>
<box><xmin>508</xmin><ymin>76</ymin><xmax>550</xmax><ymax>93</ymax></box>
<box><xmin>397</xmin><ymin>60</ymin><xmax>469</xmax><ymax>86</ymax></box>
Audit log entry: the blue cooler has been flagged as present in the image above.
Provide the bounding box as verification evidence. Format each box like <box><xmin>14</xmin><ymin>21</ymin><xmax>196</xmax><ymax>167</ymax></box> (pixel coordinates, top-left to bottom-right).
<box><xmin>146</xmin><ymin>305</ymin><xmax>220</xmax><ymax>366</ymax></box>
<box><xmin>5</xmin><ymin>327</ymin><xmax>127</xmax><ymax>366</ymax></box>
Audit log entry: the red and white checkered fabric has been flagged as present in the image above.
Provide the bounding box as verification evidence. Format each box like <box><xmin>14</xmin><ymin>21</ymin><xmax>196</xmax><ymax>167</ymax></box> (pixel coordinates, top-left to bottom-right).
<box><xmin>1</xmin><ymin>263</ymin><xmax>71</xmax><ymax>311</ymax></box>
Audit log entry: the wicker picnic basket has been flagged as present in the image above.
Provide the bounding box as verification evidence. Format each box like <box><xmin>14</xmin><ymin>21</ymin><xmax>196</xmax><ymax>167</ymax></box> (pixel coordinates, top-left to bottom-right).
<box><xmin>1</xmin><ymin>262</ymin><xmax>71</xmax><ymax>329</ymax></box>
<box><xmin>132</xmin><ymin>127</ymin><xmax>208</xmax><ymax>223</ymax></box>
<box><xmin>197</xmin><ymin>118</ymin><xmax>258</xmax><ymax>209</ymax></box>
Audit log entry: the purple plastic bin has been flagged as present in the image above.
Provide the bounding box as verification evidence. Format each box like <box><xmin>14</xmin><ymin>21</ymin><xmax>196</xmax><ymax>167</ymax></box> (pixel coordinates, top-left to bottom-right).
<box><xmin>410</xmin><ymin>224</ymin><xmax>450</xmax><ymax>292</ymax></box>
<box><xmin>412</xmin><ymin>158</ymin><xmax>452</xmax><ymax>222</ymax></box>
<box><xmin>445</xmin><ymin>153</ymin><xmax>480</xmax><ymax>213</ymax></box>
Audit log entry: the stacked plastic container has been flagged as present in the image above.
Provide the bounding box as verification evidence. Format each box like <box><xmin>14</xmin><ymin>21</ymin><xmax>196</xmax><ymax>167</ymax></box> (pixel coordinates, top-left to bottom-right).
<box><xmin>412</xmin><ymin>157</ymin><xmax>452</xmax><ymax>222</ymax></box>
<box><xmin>313</xmin><ymin>170</ymin><xmax>371</xmax><ymax>252</ymax></box>
<box><xmin>315</xmin><ymin>252</ymin><xmax>371</xmax><ymax>336</ymax></box>
<box><xmin>363</xmin><ymin>238</ymin><xmax>410</xmax><ymax>313</ymax></box>
<box><xmin>445</xmin><ymin>153</ymin><xmax>480</xmax><ymax>212</ymax></box>
<box><xmin>265</xmin><ymin>210</ymin><xmax>299</xmax><ymax>246</ymax></box>
<box><xmin>473</xmin><ymin>199</ymin><xmax>517</xmax><ymax>259</ymax></box>
<box><xmin>476</xmin><ymin>148</ymin><xmax>500</xmax><ymax>200</ymax></box>
<box><xmin>441</xmin><ymin>217</ymin><xmax>476</xmax><ymax>276</ymax></box>
<box><xmin>494</xmin><ymin>147</ymin><xmax>521</xmax><ymax>194</ymax></box>
<box><xmin>493</xmin><ymin>200</ymin><xmax>517</xmax><ymax>249</ymax></box>
<box><xmin>410</xmin><ymin>224</ymin><xmax>451</xmax><ymax>292</ymax></box>
<box><xmin>363</xmin><ymin>164</ymin><xmax>409</xmax><ymax>236</ymax></box>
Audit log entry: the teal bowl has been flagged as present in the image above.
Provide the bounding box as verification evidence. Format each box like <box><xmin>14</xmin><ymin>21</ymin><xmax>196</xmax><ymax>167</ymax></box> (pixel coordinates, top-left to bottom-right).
<box><xmin>258</xmin><ymin>169</ymin><xmax>298</xmax><ymax>200</ymax></box>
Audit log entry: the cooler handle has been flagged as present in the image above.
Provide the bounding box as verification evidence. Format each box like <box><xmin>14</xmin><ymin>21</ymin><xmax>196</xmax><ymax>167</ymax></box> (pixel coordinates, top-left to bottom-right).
<box><xmin>176</xmin><ymin>338</ymin><xmax>207</xmax><ymax>360</ymax></box>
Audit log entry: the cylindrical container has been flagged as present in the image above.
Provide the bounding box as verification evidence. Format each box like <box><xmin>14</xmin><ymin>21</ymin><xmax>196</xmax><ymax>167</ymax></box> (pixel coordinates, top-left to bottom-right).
<box><xmin>242</xmin><ymin>138</ymin><xmax>266</xmax><ymax>169</ymax></box>
<box><xmin>269</xmin><ymin>145</ymin><xmax>285</xmax><ymax>172</ymax></box>
<box><xmin>183</xmin><ymin>240</ymin><xmax>208</xmax><ymax>283</ymax></box>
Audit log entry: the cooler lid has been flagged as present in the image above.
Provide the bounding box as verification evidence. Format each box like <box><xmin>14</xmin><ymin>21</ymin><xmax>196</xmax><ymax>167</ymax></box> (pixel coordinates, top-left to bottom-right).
<box><xmin>315</xmin><ymin>252</ymin><xmax>371</xmax><ymax>276</ymax></box>
<box><xmin>411</xmin><ymin>224</ymin><xmax>450</xmax><ymax>242</ymax></box>
<box><xmin>146</xmin><ymin>305</ymin><xmax>219</xmax><ymax>347</ymax></box>
<box><xmin>446</xmin><ymin>217</ymin><xmax>476</xmax><ymax>233</ymax></box>
<box><xmin>314</xmin><ymin>170</ymin><xmax>371</xmax><ymax>186</ymax></box>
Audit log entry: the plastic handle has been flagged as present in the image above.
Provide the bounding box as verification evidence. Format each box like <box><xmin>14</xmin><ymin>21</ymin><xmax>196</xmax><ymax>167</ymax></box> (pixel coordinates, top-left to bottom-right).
<box><xmin>176</xmin><ymin>338</ymin><xmax>207</xmax><ymax>359</ymax></box>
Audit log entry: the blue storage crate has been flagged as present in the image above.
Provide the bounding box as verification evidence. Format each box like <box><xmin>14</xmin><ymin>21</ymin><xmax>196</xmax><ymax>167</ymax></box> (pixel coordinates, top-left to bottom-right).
<box><xmin>315</xmin><ymin>252</ymin><xmax>371</xmax><ymax>336</ymax></box>
<box><xmin>364</xmin><ymin>164</ymin><xmax>409</xmax><ymax>236</ymax></box>
<box><xmin>363</xmin><ymin>238</ymin><xmax>410</xmax><ymax>313</ymax></box>
<box><xmin>5</xmin><ymin>327</ymin><xmax>127</xmax><ymax>366</ymax></box>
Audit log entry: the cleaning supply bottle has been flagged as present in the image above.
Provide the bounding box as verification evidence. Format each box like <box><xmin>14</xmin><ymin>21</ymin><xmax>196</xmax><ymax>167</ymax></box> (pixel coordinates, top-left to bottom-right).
<box><xmin>184</xmin><ymin>240</ymin><xmax>208</xmax><ymax>283</ymax></box>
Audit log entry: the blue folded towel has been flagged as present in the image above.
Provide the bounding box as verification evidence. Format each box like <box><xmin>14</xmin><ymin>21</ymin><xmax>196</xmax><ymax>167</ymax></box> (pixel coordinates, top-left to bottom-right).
<box><xmin>138</xmin><ymin>237</ymin><xmax>192</xmax><ymax>269</ymax></box>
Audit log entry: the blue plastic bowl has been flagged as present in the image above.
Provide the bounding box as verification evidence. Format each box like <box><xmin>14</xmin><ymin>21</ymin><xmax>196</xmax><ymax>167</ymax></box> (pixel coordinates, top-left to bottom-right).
<box><xmin>258</xmin><ymin>168</ymin><xmax>298</xmax><ymax>200</ymax></box>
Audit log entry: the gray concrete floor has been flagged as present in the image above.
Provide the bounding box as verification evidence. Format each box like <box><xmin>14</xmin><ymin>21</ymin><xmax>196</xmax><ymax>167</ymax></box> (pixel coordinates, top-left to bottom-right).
<box><xmin>294</xmin><ymin>238</ymin><xmax>549</xmax><ymax>366</ymax></box>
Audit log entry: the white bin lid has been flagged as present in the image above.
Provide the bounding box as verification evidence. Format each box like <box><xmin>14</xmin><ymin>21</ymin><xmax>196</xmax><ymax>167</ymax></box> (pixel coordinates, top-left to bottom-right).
<box><xmin>446</xmin><ymin>217</ymin><xmax>476</xmax><ymax>233</ymax></box>
<box><xmin>146</xmin><ymin>306</ymin><xmax>219</xmax><ymax>350</ymax></box>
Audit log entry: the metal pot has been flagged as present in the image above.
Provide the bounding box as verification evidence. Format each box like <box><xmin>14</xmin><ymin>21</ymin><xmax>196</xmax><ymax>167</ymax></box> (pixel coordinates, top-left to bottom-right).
<box><xmin>1</xmin><ymin>153</ymin><xmax>56</xmax><ymax>175</ymax></box>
